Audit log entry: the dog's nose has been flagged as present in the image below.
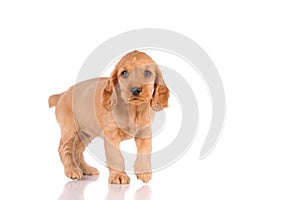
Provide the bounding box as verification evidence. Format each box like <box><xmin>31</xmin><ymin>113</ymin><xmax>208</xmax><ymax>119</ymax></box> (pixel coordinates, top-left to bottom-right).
<box><xmin>130</xmin><ymin>87</ymin><xmax>142</xmax><ymax>96</ymax></box>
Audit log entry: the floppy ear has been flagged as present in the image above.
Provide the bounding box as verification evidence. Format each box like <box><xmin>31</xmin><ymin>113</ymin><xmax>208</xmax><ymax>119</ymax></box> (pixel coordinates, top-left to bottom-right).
<box><xmin>151</xmin><ymin>67</ymin><xmax>169</xmax><ymax>111</ymax></box>
<box><xmin>101</xmin><ymin>68</ymin><xmax>118</xmax><ymax>111</ymax></box>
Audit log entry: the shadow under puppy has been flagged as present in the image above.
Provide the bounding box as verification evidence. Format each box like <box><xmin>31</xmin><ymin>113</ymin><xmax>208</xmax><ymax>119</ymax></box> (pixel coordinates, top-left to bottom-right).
<box><xmin>49</xmin><ymin>51</ymin><xmax>169</xmax><ymax>184</ymax></box>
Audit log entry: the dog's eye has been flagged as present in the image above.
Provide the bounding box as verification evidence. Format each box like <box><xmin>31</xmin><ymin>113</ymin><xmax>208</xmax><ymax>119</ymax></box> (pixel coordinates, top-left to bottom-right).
<box><xmin>144</xmin><ymin>70</ymin><xmax>152</xmax><ymax>77</ymax></box>
<box><xmin>121</xmin><ymin>70</ymin><xmax>129</xmax><ymax>78</ymax></box>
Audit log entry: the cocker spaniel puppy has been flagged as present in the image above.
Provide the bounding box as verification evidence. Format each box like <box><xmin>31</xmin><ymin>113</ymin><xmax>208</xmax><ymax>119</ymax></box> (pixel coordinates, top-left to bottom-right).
<box><xmin>49</xmin><ymin>51</ymin><xmax>169</xmax><ymax>184</ymax></box>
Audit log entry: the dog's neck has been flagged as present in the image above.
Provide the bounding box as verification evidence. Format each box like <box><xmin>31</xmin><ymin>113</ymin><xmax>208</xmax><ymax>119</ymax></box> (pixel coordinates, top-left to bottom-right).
<box><xmin>128</xmin><ymin>101</ymin><xmax>152</xmax><ymax>127</ymax></box>
<box><xmin>113</xmin><ymin>95</ymin><xmax>153</xmax><ymax>128</ymax></box>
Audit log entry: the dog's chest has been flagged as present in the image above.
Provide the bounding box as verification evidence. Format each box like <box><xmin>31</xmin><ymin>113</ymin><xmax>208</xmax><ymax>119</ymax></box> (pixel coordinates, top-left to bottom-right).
<box><xmin>112</xmin><ymin>106</ymin><xmax>152</xmax><ymax>136</ymax></box>
<box><xmin>112</xmin><ymin>109</ymin><xmax>141</xmax><ymax>135</ymax></box>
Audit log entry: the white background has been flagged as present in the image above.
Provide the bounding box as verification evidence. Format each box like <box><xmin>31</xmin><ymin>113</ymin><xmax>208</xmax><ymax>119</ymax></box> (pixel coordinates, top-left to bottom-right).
<box><xmin>1</xmin><ymin>0</ymin><xmax>300</xmax><ymax>199</ymax></box>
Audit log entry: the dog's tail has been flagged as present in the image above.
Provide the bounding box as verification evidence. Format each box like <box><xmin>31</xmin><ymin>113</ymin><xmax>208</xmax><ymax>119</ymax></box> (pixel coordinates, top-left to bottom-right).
<box><xmin>48</xmin><ymin>93</ymin><xmax>63</xmax><ymax>108</ymax></box>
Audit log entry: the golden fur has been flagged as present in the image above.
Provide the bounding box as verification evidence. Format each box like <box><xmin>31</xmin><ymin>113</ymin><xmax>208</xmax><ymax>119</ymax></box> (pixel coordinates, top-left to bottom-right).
<box><xmin>49</xmin><ymin>51</ymin><xmax>169</xmax><ymax>184</ymax></box>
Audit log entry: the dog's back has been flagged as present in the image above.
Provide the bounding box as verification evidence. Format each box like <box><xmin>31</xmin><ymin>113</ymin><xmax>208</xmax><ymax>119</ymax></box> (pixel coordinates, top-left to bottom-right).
<box><xmin>49</xmin><ymin>78</ymin><xmax>108</xmax><ymax>138</ymax></box>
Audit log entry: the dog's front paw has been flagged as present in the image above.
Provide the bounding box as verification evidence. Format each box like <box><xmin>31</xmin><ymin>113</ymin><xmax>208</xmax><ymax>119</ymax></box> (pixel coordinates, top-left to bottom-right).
<box><xmin>134</xmin><ymin>159</ymin><xmax>152</xmax><ymax>183</ymax></box>
<box><xmin>109</xmin><ymin>172</ymin><xmax>130</xmax><ymax>184</ymax></box>
<box><xmin>136</xmin><ymin>172</ymin><xmax>152</xmax><ymax>183</ymax></box>
<box><xmin>65</xmin><ymin>168</ymin><xmax>83</xmax><ymax>180</ymax></box>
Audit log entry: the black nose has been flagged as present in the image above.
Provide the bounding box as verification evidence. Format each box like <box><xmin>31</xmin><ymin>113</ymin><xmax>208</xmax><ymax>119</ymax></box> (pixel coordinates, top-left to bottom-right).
<box><xmin>130</xmin><ymin>87</ymin><xmax>142</xmax><ymax>96</ymax></box>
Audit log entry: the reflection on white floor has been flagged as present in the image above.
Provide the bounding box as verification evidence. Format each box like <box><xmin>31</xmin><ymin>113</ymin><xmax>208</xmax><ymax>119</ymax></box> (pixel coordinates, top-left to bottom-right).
<box><xmin>58</xmin><ymin>175</ymin><xmax>151</xmax><ymax>200</ymax></box>
<box><xmin>106</xmin><ymin>184</ymin><xmax>151</xmax><ymax>200</ymax></box>
<box><xmin>58</xmin><ymin>176</ymin><xmax>98</xmax><ymax>200</ymax></box>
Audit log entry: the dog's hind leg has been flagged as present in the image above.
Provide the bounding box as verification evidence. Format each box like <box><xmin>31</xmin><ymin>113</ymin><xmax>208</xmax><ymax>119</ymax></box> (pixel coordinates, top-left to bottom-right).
<box><xmin>74</xmin><ymin>137</ymin><xmax>99</xmax><ymax>176</ymax></box>
<box><xmin>58</xmin><ymin>128</ymin><xmax>83</xmax><ymax>180</ymax></box>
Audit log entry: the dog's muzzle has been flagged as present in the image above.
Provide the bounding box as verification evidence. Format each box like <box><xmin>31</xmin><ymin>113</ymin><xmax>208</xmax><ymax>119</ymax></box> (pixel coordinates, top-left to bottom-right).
<box><xmin>130</xmin><ymin>87</ymin><xmax>142</xmax><ymax>96</ymax></box>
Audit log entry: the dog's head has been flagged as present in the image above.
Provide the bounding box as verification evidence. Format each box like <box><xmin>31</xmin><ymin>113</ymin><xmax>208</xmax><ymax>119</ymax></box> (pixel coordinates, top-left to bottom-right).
<box><xmin>102</xmin><ymin>51</ymin><xmax>169</xmax><ymax>111</ymax></box>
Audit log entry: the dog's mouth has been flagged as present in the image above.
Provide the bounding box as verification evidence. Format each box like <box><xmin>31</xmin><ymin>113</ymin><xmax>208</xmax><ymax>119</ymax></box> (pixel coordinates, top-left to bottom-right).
<box><xmin>128</xmin><ymin>97</ymin><xmax>149</xmax><ymax>104</ymax></box>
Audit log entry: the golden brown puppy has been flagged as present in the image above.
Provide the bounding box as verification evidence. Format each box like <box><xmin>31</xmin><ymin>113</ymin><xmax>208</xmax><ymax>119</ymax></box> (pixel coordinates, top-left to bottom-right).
<box><xmin>49</xmin><ymin>51</ymin><xmax>169</xmax><ymax>184</ymax></box>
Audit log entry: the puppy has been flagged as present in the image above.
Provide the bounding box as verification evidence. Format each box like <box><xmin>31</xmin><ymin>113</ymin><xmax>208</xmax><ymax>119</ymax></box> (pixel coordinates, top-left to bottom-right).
<box><xmin>49</xmin><ymin>51</ymin><xmax>169</xmax><ymax>184</ymax></box>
